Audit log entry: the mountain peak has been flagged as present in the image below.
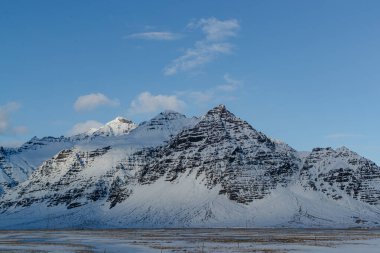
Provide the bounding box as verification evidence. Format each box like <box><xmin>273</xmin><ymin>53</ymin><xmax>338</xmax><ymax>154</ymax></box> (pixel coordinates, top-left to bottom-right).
<box><xmin>153</xmin><ymin>110</ymin><xmax>187</xmax><ymax>120</ymax></box>
<box><xmin>212</xmin><ymin>104</ymin><xmax>227</xmax><ymax>112</ymax></box>
<box><xmin>90</xmin><ymin>117</ymin><xmax>137</xmax><ymax>137</ymax></box>
<box><xmin>205</xmin><ymin>104</ymin><xmax>234</xmax><ymax>118</ymax></box>
<box><xmin>107</xmin><ymin>116</ymin><xmax>134</xmax><ymax>125</ymax></box>
<box><xmin>215</xmin><ymin>104</ymin><xmax>226</xmax><ymax>110</ymax></box>
<box><xmin>336</xmin><ymin>146</ymin><xmax>351</xmax><ymax>152</ymax></box>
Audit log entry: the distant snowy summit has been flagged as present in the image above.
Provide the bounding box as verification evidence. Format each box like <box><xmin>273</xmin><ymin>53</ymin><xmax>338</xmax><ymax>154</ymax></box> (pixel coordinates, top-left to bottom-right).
<box><xmin>76</xmin><ymin>116</ymin><xmax>138</xmax><ymax>138</ymax></box>
<box><xmin>0</xmin><ymin>105</ymin><xmax>380</xmax><ymax>229</ymax></box>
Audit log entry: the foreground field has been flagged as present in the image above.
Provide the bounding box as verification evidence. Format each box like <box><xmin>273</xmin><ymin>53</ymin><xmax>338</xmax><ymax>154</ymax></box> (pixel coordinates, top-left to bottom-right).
<box><xmin>0</xmin><ymin>228</ymin><xmax>380</xmax><ymax>252</ymax></box>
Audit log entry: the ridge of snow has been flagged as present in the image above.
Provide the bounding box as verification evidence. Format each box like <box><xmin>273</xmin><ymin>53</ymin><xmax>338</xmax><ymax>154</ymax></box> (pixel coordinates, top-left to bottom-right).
<box><xmin>91</xmin><ymin>117</ymin><xmax>137</xmax><ymax>137</ymax></box>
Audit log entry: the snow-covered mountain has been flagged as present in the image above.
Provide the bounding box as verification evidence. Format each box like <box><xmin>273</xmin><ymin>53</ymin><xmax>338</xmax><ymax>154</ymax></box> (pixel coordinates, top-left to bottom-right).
<box><xmin>76</xmin><ymin>117</ymin><xmax>137</xmax><ymax>138</ymax></box>
<box><xmin>126</xmin><ymin>110</ymin><xmax>199</xmax><ymax>146</ymax></box>
<box><xmin>0</xmin><ymin>136</ymin><xmax>74</xmax><ymax>194</ymax></box>
<box><xmin>137</xmin><ymin>105</ymin><xmax>300</xmax><ymax>203</ymax></box>
<box><xmin>0</xmin><ymin>117</ymin><xmax>138</xmax><ymax>194</ymax></box>
<box><xmin>1</xmin><ymin>105</ymin><xmax>380</xmax><ymax>229</ymax></box>
<box><xmin>300</xmin><ymin>147</ymin><xmax>380</xmax><ymax>205</ymax></box>
<box><xmin>0</xmin><ymin>111</ymin><xmax>197</xmax><ymax>205</ymax></box>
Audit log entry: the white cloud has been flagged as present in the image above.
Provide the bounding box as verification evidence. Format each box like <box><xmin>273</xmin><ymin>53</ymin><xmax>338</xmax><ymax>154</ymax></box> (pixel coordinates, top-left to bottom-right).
<box><xmin>188</xmin><ymin>17</ymin><xmax>240</xmax><ymax>41</ymax></box>
<box><xmin>0</xmin><ymin>102</ymin><xmax>19</xmax><ymax>133</ymax></box>
<box><xmin>164</xmin><ymin>42</ymin><xmax>233</xmax><ymax>76</ymax></box>
<box><xmin>178</xmin><ymin>74</ymin><xmax>241</xmax><ymax>105</ymax></box>
<box><xmin>0</xmin><ymin>102</ymin><xmax>27</xmax><ymax>135</ymax></box>
<box><xmin>129</xmin><ymin>92</ymin><xmax>185</xmax><ymax>115</ymax></box>
<box><xmin>67</xmin><ymin>120</ymin><xmax>103</xmax><ymax>136</ymax></box>
<box><xmin>74</xmin><ymin>93</ymin><xmax>120</xmax><ymax>112</ymax></box>
<box><xmin>164</xmin><ymin>17</ymin><xmax>240</xmax><ymax>75</ymax></box>
<box><xmin>217</xmin><ymin>74</ymin><xmax>241</xmax><ymax>91</ymax></box>
<box><xmin>126</xmin><ymin>32</ymin><xmax>181</xmax><ymax>41</ymax></box>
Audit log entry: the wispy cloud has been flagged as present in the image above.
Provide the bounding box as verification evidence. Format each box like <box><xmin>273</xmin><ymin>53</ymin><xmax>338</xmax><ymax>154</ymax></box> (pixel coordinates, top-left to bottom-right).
<box><xmin>0</xmin><ymin>102</ymin><xmax>19</xmax><ymax>134</ymax></box>
<box><xmin>128</xmin><ymin>92</ymin><xmax>185</xmax><ymax>115</ymax></box>
<box><xmin>67</xmin><ymin>120</ymin><xmax>103</xmax><ymax>136</ymax></box>
<box><xmin>217</xmin><ymin>74</ymin><xmax>241</xmax><ymax>91</ymax></box>
<box><xmin>177</xmin><ymin>74</ymin><xmax>242</xmax><ymax>105</ymax></box>
<box><xmin>164</xmin><ymin>42</ymin><xmax>233</xmax><ymax>76</ymax></box>
<box><xmin>325</xmin><ymin>133</ymin><xmax>365</xmax><ymax>139</ymax></box>
<box><xmin>187</xmin><ymin>90</ymin><xmax>215</xmax><ymax>104</ymax></box>
<box><xmin>164</xmin><ymin>17</ymin><xmax>240</xmax><ymax>75</ymax></box>
<box><xmin>126</xmin><ymin>32</ymin><xmax>181</xmax><ymax>41</ymax></box>
<box><xmin>0</xmin><ymin>102</ymin><xmax>28</xmax><ymax>135</ymax></box>
<box><xmin>0</xmin><ymin>139</ymin><xmax>24</xmax><ymax>148</ymax></box>
<box><xmin>188</xmin><ymin>17</ymin><xmax>240</xmax><ymax>41</ymax></box>
<box><xmin>74</xmin><ymin>93</ymin><xmax>120</xmax><ymax>112</ymax></box>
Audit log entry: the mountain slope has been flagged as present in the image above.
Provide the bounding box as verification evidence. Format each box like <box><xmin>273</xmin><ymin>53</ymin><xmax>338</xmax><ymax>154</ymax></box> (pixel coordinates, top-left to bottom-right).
<box><xmin>0</xmin><ymin>105</ymin><xmax>380</xmax><ymax>229</ymax></box>
<box><xmin>0</xmin><ymin>111</ymin><xmax>198</xmax><ymax>212</ymax></box>
<box><xmin>300</xmin><ymin>147</ymin><xmax>380</xmax><ymax>205</ymax></box>
<box><xmin>0</xmin><ymin>117</ymin><xmax>138</xmax><ymax>195</ymax></box>
<box><xmin>0</xmin><ymin>136</ymin><xmax>74</xmax><ymax>194</ymax></box>
<box><xmin>138</xmin><ymin>105</ymin><xmax>300</xmax><ymax>203</ymax></box>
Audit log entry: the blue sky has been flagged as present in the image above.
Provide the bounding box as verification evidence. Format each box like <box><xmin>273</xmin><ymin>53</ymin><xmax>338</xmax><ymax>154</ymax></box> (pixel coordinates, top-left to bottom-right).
<box><xmin>1</xmin><ymin>0</ymin><xmax>379</xmax><ymax>164</ymax></box>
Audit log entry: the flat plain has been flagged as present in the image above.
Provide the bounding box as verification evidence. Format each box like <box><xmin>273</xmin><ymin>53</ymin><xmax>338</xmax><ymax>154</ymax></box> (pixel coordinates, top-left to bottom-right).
<box><xmin>1</xmin><ymin>228</ymin><xmax>380</xmax><ymax>252</ymax></box>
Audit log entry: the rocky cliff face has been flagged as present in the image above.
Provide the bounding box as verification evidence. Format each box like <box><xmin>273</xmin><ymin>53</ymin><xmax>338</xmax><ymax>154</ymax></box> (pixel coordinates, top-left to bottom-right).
<box><xmin>0</xmin><ymin>136</ymin><xmax>74</xmax><ymax>194</ymax></box>
<box><xmin>0</xmin><ymin>148</ymin><xmax>19</xmax><ymax>193</ymax></box>
<box><xmin>0</xmin><ymin>105</ymin><xmax>380</xmax><ymax>228</ymax></box>
<box><xmin>1</xmin><ymin>146</ymin><xmax>114</xmax><ymax>210</ymax></box>
<box><xmin>138</xmin><ymin>105</ymin><xmax>300</xmax><ymax>203</ymax></box>
<box><xmin>300</xmin><ymin>147</ymin><xmax>380</xmax><ymax>205</ymax></box>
